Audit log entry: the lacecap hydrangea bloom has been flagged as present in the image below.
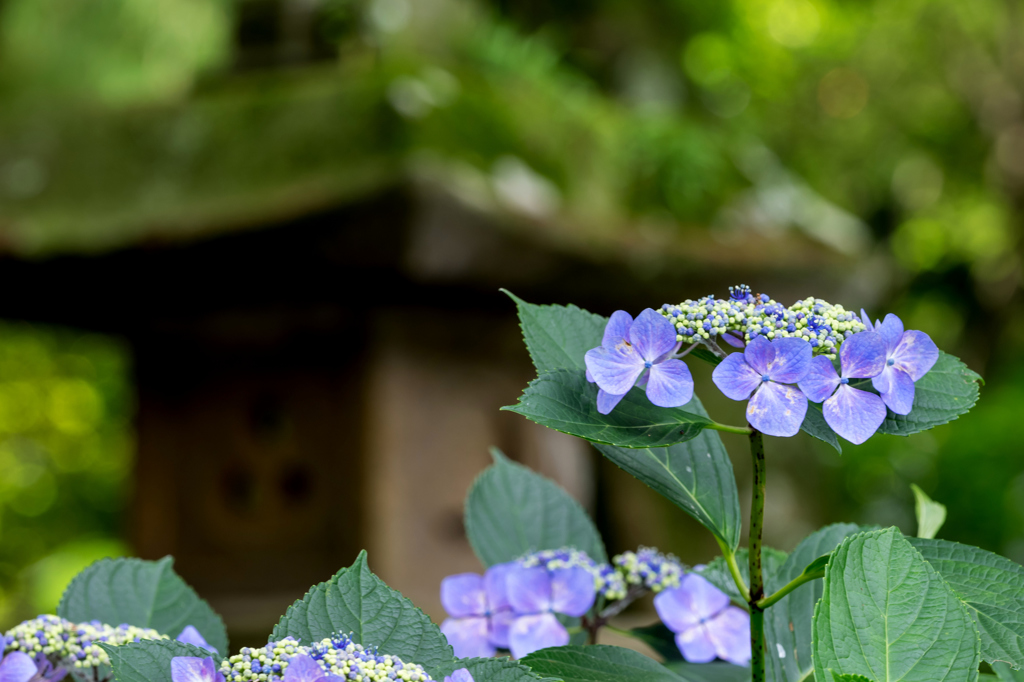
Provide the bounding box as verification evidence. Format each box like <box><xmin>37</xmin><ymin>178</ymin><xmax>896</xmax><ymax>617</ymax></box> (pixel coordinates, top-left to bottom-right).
<box><xmin>864</xmin><ymin>313</ymin><xmax>939</xmax><ymax>415</ymax></box>
<box><xmin>3</xmin><ymin>615</ymin><xmax>166</xmax><ymax>670</ymax></box>
<box><xmin>0</xmin><ymin>634</ymin><xmax>47</xmax><ymax>682</ymax></box>
<box><xmin>519</xmin><ymin>548</ymin><xmax>627</xmax><ymax>601</ymax></box>
<box><xmin>612</xmin><ymin>548</ymin><xmax>685</xmax><ymax>593</ymax></box>
<box><xmin>439</xmin><ymin>563</ymin><xmax>514</xmax><ymax>659</ymax></box>
<box><xmin>219</xmin><ymin>634</ymin><xmax>432</xmax><ymax>682</ymax></box>
<box><xmin>505</xmin><ymin>563</ymin><xmax>596</xmax><ymax>659</ymax></box>
<box><xmin>654</xmin><ymin>574</ymin><xmax>750</xmax><ymax>666</ymax></box>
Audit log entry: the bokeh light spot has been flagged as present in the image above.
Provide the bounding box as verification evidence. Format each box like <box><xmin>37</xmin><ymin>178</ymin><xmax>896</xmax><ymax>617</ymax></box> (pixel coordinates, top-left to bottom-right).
<box><xmin>767</xmin><ymin>0</ymin><xmax>821</xmax><ymax>48</ymax></box>
<box><xmin>682</xmin><ymin>33</ymin><xmax>734</xmax><ymax>87</ymax></box>
<box><xmin>818</xmin><ymin>68</ymin><xmax>869</xmax><ymax>119</ymax></box>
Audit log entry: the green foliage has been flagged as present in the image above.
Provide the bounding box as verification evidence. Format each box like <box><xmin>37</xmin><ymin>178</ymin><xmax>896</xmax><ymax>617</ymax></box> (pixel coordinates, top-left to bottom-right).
<box><xmin>801</xmin><ymin>403</ymin><xmax>842</xmax><ymax>454</ymax></box>
<box><xmin>994</xmin><ymin>662</ymin><xmax>1024</xmax><ymax>681</ymax></box>
<box><xmin>911</xmin><ymin>484</ymin><xmax>947</xmax><ymax>539</ymax></box>
<box><xmin>907</xmin><ymin>537</ymin><xmax>1024</xmax><ymax>670</ymax></box>
<box><xmin>464</xmin><ymin>448</ymin><xmax>607</xmax><ymax>566</ymax></box>
<box><xmin>272</xmin><ymin>551</ymin><xmax>453</xmax><ymax>676</ymax></box>
<box><xmin>828</xmin><ymin>675</ymin><xmax>877</xmax><ymax>682</ymax></box>
<box><xmin>875</xmin><ymin>352</ymin><xmax>982</xmax><ymax>437</ymax></box>
<box><xmin>521</xmin><ymin>645</ymin><xmax>686</xmax><ymax>682</ymax></box>
<box><xmin>447</xmin><ymin>657</ymin><xmax>553</xmax><ymax>682</ymax></box>
<box><xmin>101</xmin><ymin>640</ymin><xmax>219</xmax><ymax>682</ymax></box>
<box><xmin>503</xmin><ymin>291</ymin><xmax>606</xmax><ymax>374</ymax></box>
<box><xmin>813</xmin><ymin>528</ymin><xmax>980</xmax><ymax>682</ymax></box>
<box><xmin>700</xmin><ymin>547</ymin><xmax>788</xmax><ymax>604</ymax></box>
<box><xmin>57</xmin><ymin>556</ymin><xmax>228</xmax><ymax>654</ymax></box>
<box><xmin>662</xmin><ymin>661</ymin><xmax>751</xmax><ymax>682</ymax></box>
<box><xmin>503</xmin><ymin>369</ymin><xmax>711</xmax><ymax>449</ymax></box>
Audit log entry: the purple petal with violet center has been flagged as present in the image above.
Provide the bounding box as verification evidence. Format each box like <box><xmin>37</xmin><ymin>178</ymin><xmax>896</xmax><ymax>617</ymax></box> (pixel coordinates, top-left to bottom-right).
<box><xmin>441</xmin><ymin>573</ymin><xmax>487</xmax><ymax>618</ymax></box>
<box><xmin>879</xmin><ymin>367</ymin><xmax>916</xmax><ymax>415</ymax></box>
<box><xmin>823</xmin><ymin>385</ymin><xmax>886</xmax><ymax>445</ymax></box>
<box><xmin>629</xmin><ymin>309</ymin><xmax>678</xmax><ymax>363</ymax></box>
<box><xmin>706</xmin><ymin>607</ymin><xmax>751</xmax><ymax>666</ymax></box>
<box><xmin>485</xmin><ymin>562</ymin><xmax>514</xmax><ymax>612</ymax></box>
<box><xmin>509</xmin><ymin>614</ymin><xmax>569</xmax><ymax>659</ymax></box>
<box><xmin>596</xmin><ymin>389</ymin><xmax>627</xmax><ymax>415</ymax></box>
<box><xmin>743</xmin><ymin>335</ymin><xmax>775</xmax><ymax>375</ymax></box>
<box><xmin>746</xmin><ymin>382</ymin><xmax>807</xmax><ymax>438</ymax></box>
<box><xmin>799</xmin><ymin>356</ymin><xmax>840</xmax><ymax>403</ymax></box>
<box><xmin>550</xmin><ymin>567</ymin><xmax>596</xmax><ymax>617</ymax></box>
<box><xmin>765</xmin><ymin>337</ymin><xmax>812</xmax><ymax>383</ymax></box>
<box><xmin>722</xmin><ymin>331</ymin><xmax>745</xmax><ymax>348</ymax></box>
<box><xmin>584</xmin><ymin>346</ymin><xmax>644</xmax><ymax>396</ymax></box>
<box><xmin>654</xmin><ymin>575</ymin><xmax>728</xmax><ymax>633</ymax></box>
<box><xmin>602</xmin><ymin>311</ymin><xmax>633</xmax><ymax>348</ymax></box>
<box><xmin>839</xmin><ymin>331</ymin><xmax>886</xmax><ymax>379</ymax></box>
<box><xmin>891</xmin><ymin>330</ymin><xmax>939</xmax><ymax>381</ymax></box>
<box><xmin>283</xmin><ymin>655</ymin><xmax>330</xmax><ymax>682</ymax></box>
<box><xmin>489</xmin><ymin>609</ymin><xmax>514</xmax><ymax>648</ymax></box>
<box><xmin>507</xmin><ymin>566</ymin><xmax>552</xmax><ymax>614</ymax></box>
<box><xmin>871</xmin><ymin>364</ymin><xmax>893</xmax><ymax>395</ymax></box>
<box><xmin>0</xmin><ymin>652</ymin><xmax>37</xmax><ymax>682</ymax></box>
<box><xmin>440</xmin><ymin>618</ymin><xmax>495</xmax><ymax>659</ymax></box>
<box><xmin>876</xmin><ymin>314</ymin><xmax>904</xmax><ymax>354</ymax></box>
<box><xmin>645</xmin><ymin>359</ymin><xmax>694</xmax><ymax>408</ymax></box>
<box><xmin>445</xmin><ymin>670</ymin><xmax>475</xmax><ymax>682</ymax></box>
<box><xmin>676</xmin><ymin>626</ymin><xmax>717</xmax><ymax>663</ymax></box>
<box><xmin>712</xmin><ymin>353</ymin><xmax>762</xmax><ymax>401</ymax></box>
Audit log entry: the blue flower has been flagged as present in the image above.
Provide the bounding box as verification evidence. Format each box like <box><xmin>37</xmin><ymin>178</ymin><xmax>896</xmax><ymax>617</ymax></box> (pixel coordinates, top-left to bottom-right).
<box><xmin>176</xmin><ymin>626</ymin><xmax>217</xmax><ymax>655</ymax></box>
<box><xmin>585</xmin><ymin>309</ymin><xmax>693</xmax><ymax>415</ymax></box>
<box><xmin>444</xmin><ymin>670</ymin><xmax>474</xmax><ymax>682</ymax></box>
<box><xmin>506</xmin><ymin>565</ymin><xmax>596</xmax><ymax>659</ymax></box>
<box><xmin>171</xmin><ymin>657</ymin><xmax>225</xmax><ymax>682</ymax></box>
<box><xmin>0</xmin><ymin>643</ymin><xmax>38</xmax><ymax>682</ymax></box>
<box><xmin>860</xmin><ymin>313</ymin><xmax>939</xmax><ymax>415</ymax></box>
<box><xmin>440</xmin><ymin>563</ymin><xmax>515</xmax><ymax>658</ymax></box>
<box><xmin>654</xmin><ymin>574</ymin><xmax>750</xmax><ymax>666</ymax></box>
<box><xmin>711</xmin><ymin>336</ymin><xmax>812</xmax><ymax>437</ymax></box>
<box><xmin>799</xmin><ymin>331</ymin><xmax>888</xmax><ymax>444</ymax></box>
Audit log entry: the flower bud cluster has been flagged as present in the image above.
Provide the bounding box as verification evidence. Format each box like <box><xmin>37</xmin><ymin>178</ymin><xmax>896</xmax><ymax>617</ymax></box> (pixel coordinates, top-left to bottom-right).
<box><xmin>519</xmin><ymin>548</ymin><xmax>628</xmax><ymax>601</ymax></box>
<box><xmin>3</xmin><ymin>615</ymin><xmax>165</xmax><ymax>669</ymax></box>
<box><xmin>659</xmin><ymin>285</ymin><xmax>865</xmax><ymax>356</ymax></box>
<box><xmin>612</xmin><ymin>547</ymin><xmax>685</xmax><ymax>593</ymax></box>
<box><xmin>220</xmin><ymin>634</ymin><xmax>432</xmax><ymax>682</ymax></box>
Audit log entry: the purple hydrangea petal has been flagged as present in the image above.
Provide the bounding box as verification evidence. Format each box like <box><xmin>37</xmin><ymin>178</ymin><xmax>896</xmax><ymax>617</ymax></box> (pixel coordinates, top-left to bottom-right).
<box><xmin>550</xmin><ymin>567</ymin><xmax>596</xmax><ymax>617</ymax></box>
<box><xmin>743</xmin><ymin>335</ymin><xmax>775</xmax><ymax>375</ymax></box>
<box><xmin>629</xmin><ymin>309</ymin><xmax>679</xmax><ymax>363</ymax></box>
<box><xmin>876</xmin><ymin>314</ymin><xmax>905</xmax><ymax>354</ymax></box>
<box><xmin>602</xmin><ymin>311</ymin><xmax>634</xmax><ymax>348</ymax></box>
<box><xmin>879</xmin><ymin>367</ymin><xmax>916</xmax><ymax>415</ymax></box>
<box><xmin>508</xmin><ymin>613</ymin><xmax>569</xmax><ymax>659</ymax></box>
<box><xmin>444</xmin><ymin>670</ymin><xmax>475</xmax><ymax>682</ymax></box>
<box><xmin>765</xmin><ymin>337</ymin><xmax>812</xmax><ymax>384</ymax></box>
<box><xmin>585</xmin><ymin>368</ymin><xmax>594</xmax><ymax>383</ymax></box>
<box><xmin>799</xmin><ymin>356</ymin><xmax>841</xmax><ymax>403</ymax></box>
<box><xmin>440</xmin><ymin>573</ymin><xmax>487</xmax><ymax>618</ymax></box>
<box><xmin>891</xmin><ymin>330</ymin><xmax>939</xmax><ymax>381</ymax></box>
<box><xmin>584</xmin><ymin>345</ymin><xmax>645</xmax><ymax>396</ymax></box>
<box><xmin>596</xmin><ymin>389</ymin><xmax>627</xmax><ymax>415</ymax></box>
<box><xmin>746</xmin><ymin>381</ymin><xmax>807</xmax><ymax>438</ymax></box>
<box><xmin>860</xmin><ymin>309</ymin><xmax>874</xmax><ymax>331</ymax></box>
<box><xmin>170</xmin><ymin>658</ymin><xmax>222</xmax><ymax>682</ymax></box>
<box><xmin>645</xmin><ymin>359</ymin><xmax>694</xmax><ymax>408</ymax></box>
<box><xmin>283</xmin><ymin>655</ymin><xmax>330</xmax><ymax>682</ymax></box>
<box><xmin>636</xmin><ymin>368</ymin><xmax>650</xmax><ymax>389</ymax></box>
<box><xmin>722</xmin><ymin>331</ymin><xmax>746</xmax><ymax>348</ymax></box>
<box><xmin>654</xmin><ymin>574</ymin><xmax>729</xmax><ymax>633</ymax></box>
<box><xmin>0</xmin><ymin>652</ymin><xmax>38</xmax><ymax>682</ymax></box>
<box><xmin>507</xmin><ymin>566</ymin><xmax>553</xmax><ymax>614</ymax></box>
<box><xmin>712</xmin><ymin>352</ymin><xmax>762</xmax><ymax>401</ymax></box>
<box><xmin>440</xmin><ymin>617</ymin><xmax>495</xmax><ymax>659</ymax></box>
<box><xmin>823</xmin><ymin>385</ymin><xmax>887</xmax><ymax>445</ymax></box>
<box><xmin>706</xmin><ymin>606</ymin><xmax>751</xmax><ymax>666</ymax></box>
<box><xmin>489</xmin><ymin>609</ymin><xmax>514</xmax><ymax>648</ymax></box>
<box><xmin>485</xmin><ymin>562</ymin><xmax>514</xmax><ymax>612</ymax></box>
<box><xmin>176</xmin><ymin>626</ymin><xmax>217</xmax><ymax>654</ymax></box>
<box><xmin>871</xmin><ymin>364</ymin><xmax>893</xmax><ymax>395</ymax></box>
<box><xmin>839</xmin><ymin>331</ymin><xmax>887</xmax><ymax>379</ymax></box>
<box><xmin>676</xmin><ymin>626</ymin><xmax>717</xmax><ymax>664</ymax></box>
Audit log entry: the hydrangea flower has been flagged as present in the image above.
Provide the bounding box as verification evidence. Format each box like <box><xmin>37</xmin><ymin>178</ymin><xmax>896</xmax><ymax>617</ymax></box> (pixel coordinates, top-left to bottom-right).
<box><xmin>177</xmin><ymin>626</ymin><xmax>217</xmax><ymax>654</ymax></box>
<box><xmin>439</xmin><ymin>563</ymin><xmax>514</xmax><ymax>658</ymax></box>
<box><xmin>519</xmin><ymin>548</ymin><xmax>626</xmax><ymax>601</ymax></box>
<box><xmin>277</xmin><ymin>655</ymin><xmax>341</xmax><ymax>682</ymax></box>
<box><xmin>171</xmin><ymin>657</ymin><xmax>225</xmax><ymax>682</ymax></box>
<box><xmin>861</xmin><ymin>312</ymin><xmax>939</xmax><ymax>415</ymax></box>
<box><xmin>654</xmin><ymin>574</ymin><xmax>750</xmax><ymax>666</ymax></box>
<box><xmin>444</xmin><ymin>670</ymin><xmax>474</xmax><ymax>682</ymax></box>
<box><xmin>0</xmin><ymin>638</ymin><xmax>39</xmax><ymax>682</ymax></box>
<box><xmin>585</xmin><ymin>309</ymin><xmax>693</xmax><ymax>414</ymax></box>
<box><xmin>3</xmin><ymin>616</ymin><xmax>164</xmax><ymax>671</ymax></box>
<box><xmin>613</xmin><ymin>548</ymin><xmax>685</xmax><ymax>593</ymax></box>
<box><xmin>799</xmin><ymin>331</ymin><xmax>887</xmax><ymax>444</ymax></box>
<box><xmin>506</xmin><ymin>565</ymin><xmax>596</xmax><ymax>659</ymax></box>
<box><xmin>711</xmin><ymin>336</ymin><xmax>812</xmax><ymax>437</ymax></box>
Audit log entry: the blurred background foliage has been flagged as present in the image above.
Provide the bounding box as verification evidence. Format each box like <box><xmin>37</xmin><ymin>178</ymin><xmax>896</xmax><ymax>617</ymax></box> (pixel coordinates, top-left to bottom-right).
<box><xmin>1</xmin><ymin>0</ymin><xmax>1023</xmax><ymax>628</ymax></box>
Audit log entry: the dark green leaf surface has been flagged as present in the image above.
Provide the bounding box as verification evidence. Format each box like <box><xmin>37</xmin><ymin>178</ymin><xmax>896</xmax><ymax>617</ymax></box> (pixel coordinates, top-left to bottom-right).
<box><xmin>801</xmin><ymin>402</ymin><xmax>841</xmax><ymax>453</ymax></box>
<box><xmin>503</xmin><ymin>369</ymin><xmax>712</xmax><ymax>449</ymax></box>
<box><xmin>465</xmin><ymin>448</ymin><xmax>606</xmax><ymax>566</ymax></box>
<box><xmin>876</xmin><ymin>351</ymin><xmax>982</xmax><ymax>436</ymax></box>
<box><xmin>522</xmin><ymin>645</ymin><xmax>686</xmax><ymax>682</ymax></box>
<box><xmin>829</xmin><ymin>674</ymin><xmax>876</xmax><ymax>682</ymax></box>
<box><xmin>446</xmin><ymin>657</ymin><xmax>553</xmax><ymax>682</ymax></box>
<box><xmin>909</xmin><ymin>537</ymin><xmax>1024</xmax><ymax>670</ymax></box>
<box><xmin>995</xmin><ymin>662</ymin><xmax>1024</xmax><ymax>680</ymax></box>
<box><xmin>58</xmin><ymin>556</ymin><xmax>228</xmax><ymax>655</ymax></box>
<box><xmin>272</xmin><ymin>551</ymin><xmax>453</xmax><ymax>675</ymax></box>
<box><xmin>662</xmin><ymin>661</ymin><xmax>751</xmax><ymax>682</ymax></box>
<box><xmin>813</xmin><ymin>528</ymin><xmax>980</xmax><ymax>682</ymax></box>
<box><xmin>628</xmin><ymin>622</ymin><xmax>682</xmax><ymax>661</ymax></box>
<box><xmin>101</xmin><ymin>639</ymin><xmax>219</xmax><ymax>682</ymax></box>
<box><xmin>700</xmin><ymin>547</ymin><xmax>788</xmax><ymax>605</ymax></box>
<box><xmin>593</xmin><ymin>395</ymin><xmax>741</xmax><ymax>550</ymax></box>
<box><xmin>504</xmin><ymin>290</ymin><xmax>606</xmax><ymax>373</ymax></box>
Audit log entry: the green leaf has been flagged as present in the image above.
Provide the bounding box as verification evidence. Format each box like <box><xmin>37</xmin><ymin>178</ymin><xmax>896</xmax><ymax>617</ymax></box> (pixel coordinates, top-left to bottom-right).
<box><xmin>911</xmin><ymin>484</ymin><xmax>947</xmax><ymax>539</ymax></box>
<box><xmin>503</xmin><ymin>369</ymin><xmax>712</xmax><ymax>449</ymax></box>
<box><xmin>465</xmin><ymin>448</ymin><xmax>607</xmax><ymax>566</ymax></box>
<box><xmin>503</xmin><ymin>290</ymin><xmax>606</xmax><ymax>373</ymax></box>
<box><xmin>908</xmin><ymin>537</ymin><xmax>1024</xmax><ymax>670</ymax></box>
<box><xmin>663</xmin><ymin>661</ymin><xmax>751</xmax><ymax>682</ymax></box>
<box><xmin>521</xmin><ymin>645</ymin><xmax>686</xmax><ymax>682</ymax></box>
<box><xmin>57</xmin><ymin>556</ymin><xmax>228</xmax><ymax>655</ymax></box>
<box><xmin>101</xmin><ymin>639</ymin><xmax>219</xmax><ymax>682</ymax></box>
<box><xmin>828</xmin><ymin>674</ymin><xmax>877</xmax><ymax>682</ymax></box>
<box><xmin>688</xmin><ymin>347</ymin><xmax>723</xmax><ymax>367</ymax></box>
<box><xmin>447</xmin><ymin>657</ymin><xmax>553</xmax><ymax>682</ymax></box>
<box><xmin>628</xmin><ymin>622</ymin><xmax>683</xmax><ymax>661</ymax></box>
<box><xmin>592</xmin><ymin>394</ymin><xmax>741</xmax><ymax>550</ymax></box>
<box><xmin>764</xmin><ymin>523</ymin><xmax>867</xmax><ymax>682</ymax></box>
<box><xmin>272</xmin><ymin>551</ymin><xmax>453</xmax><ymax>675</ymax></box>
<box><xmin>700</xmin><ymin>547</ymin><xmax>788</xmax><ymax>604</ymax></box>
<box><xmin>813</xmin><ymin>527</ymin><xmax>980</xmax><ymax>682</ymax></box>
<box><xmin>800</xmin><ymin>554</ymin><xmax>831</xmax><ymax>578</ymax></box>
<box><xmin>994</xmin><ymin>662</ymin><xmax>1024</xmax><ymax>680</ymax></box>
<box><xmin>876</xmin><ymin>351</ymin><xmax>982</xmax><ymax>437</ymax></box>
<box><xmin>801</xmin><ymin>402</ymin><xmax>842</xmax><ymax>454</ymax></box>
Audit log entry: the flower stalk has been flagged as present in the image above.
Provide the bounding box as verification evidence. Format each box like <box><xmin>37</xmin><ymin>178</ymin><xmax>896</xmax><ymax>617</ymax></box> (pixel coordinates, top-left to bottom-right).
<box><xmin>748</xmin><ymin>428</ymin><xmax>767</xmax><ymax>682</ymax></box>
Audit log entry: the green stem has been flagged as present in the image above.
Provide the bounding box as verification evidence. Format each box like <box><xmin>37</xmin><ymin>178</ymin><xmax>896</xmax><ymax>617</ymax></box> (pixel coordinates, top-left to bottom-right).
<box><xmin>756</xmin><ymin>569</ymin><xmax>825</xmax><ymax>610</ymax></box>
<box><xmin>716</xmin><ymin>538</ymin><xmax>751</xmax><ymax>604</ymax></box>
<box><xmin>748</xmin><ymin>428</ymin><xmax>767</xmax><ymax>682</ymax></box>
<box><xmin>707</xmin><ymin>422</ymin><xmax>753</xmax><ymax>435</ymax></box>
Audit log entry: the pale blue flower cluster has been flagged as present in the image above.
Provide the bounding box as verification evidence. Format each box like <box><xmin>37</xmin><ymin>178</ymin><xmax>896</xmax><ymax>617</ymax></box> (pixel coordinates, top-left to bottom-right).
<box><xmin>219</xmin><ymin>635</ymin><xmax>432</xmax><ymax>682</ymax></box>
<box><xmin>519</xmin><ymin>548</ymin><xmax>627</xmax><ymax>600</ymax></box>
<box><xmin>612</xmin><ymin>547</ymin><xmax>685</xmax><ymax>593</ymax></box>
<box><xmin>3</xmin><ymin>615</ymin><xmax>165</xmax><ymax>670</ymax></box>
